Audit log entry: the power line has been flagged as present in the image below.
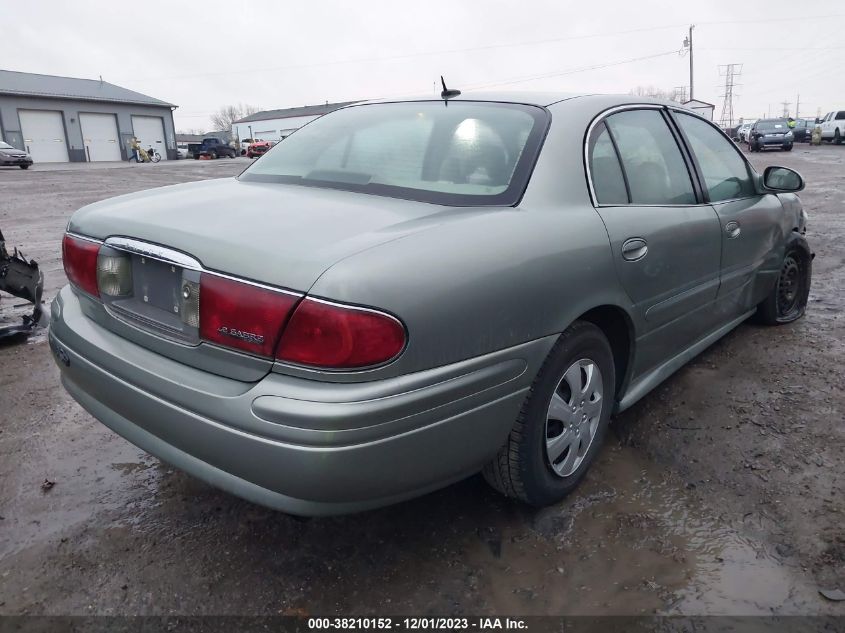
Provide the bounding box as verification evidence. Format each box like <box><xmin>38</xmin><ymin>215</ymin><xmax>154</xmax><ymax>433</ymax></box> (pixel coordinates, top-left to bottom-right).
<box><xmin>129</xmin><ymin>13</ymin><xmax>845</xmax><ymax>84</ymax></box>
<box><xmin>464</xmin><ymin>50</ymin><xmax>682</xmax><ymax>91</ymax></box>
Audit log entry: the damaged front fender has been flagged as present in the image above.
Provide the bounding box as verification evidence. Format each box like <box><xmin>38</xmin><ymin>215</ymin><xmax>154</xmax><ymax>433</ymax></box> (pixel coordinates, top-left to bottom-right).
<box><xmin>0</xmin><ymin>228</ymin><xmax>45</xmax><ymax>339</ymax></box>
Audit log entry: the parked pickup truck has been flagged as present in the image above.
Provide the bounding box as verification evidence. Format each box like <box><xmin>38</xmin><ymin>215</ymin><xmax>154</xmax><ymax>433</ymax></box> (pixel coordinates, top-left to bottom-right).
<box><xmin>818</xmin><ymin>110</ymin><xmax>845</xmax><ymax>144</ymax></box>
<box><xmin>188</xmin><ymin>138</ymin><xmax>237</xmax><ymax>159</ymax></box>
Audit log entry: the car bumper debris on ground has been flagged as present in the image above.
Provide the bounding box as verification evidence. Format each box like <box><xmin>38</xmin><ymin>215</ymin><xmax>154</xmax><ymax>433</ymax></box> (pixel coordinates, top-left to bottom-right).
<box><xmin>0</xmin><ymin>228</ymin><xmax>44</xmax><ymax>340</ymax></box>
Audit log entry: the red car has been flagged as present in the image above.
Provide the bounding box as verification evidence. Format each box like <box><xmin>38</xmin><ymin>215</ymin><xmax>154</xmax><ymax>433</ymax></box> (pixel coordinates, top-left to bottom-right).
<box><xmin>246</xmin><ymin>141</ymin><xmax>271</xmax><ymax>158</ymax></box>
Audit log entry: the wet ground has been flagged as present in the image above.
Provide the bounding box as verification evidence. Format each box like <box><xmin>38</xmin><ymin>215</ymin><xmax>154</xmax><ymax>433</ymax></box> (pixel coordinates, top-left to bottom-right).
<box><xmin>0</xmin><ymin>150</ymin><xmax>842</xmax><ymax>616</ymax></box>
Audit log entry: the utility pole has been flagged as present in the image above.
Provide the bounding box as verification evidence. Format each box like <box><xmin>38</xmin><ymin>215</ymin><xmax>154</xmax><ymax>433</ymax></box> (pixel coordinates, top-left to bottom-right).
<box><xmin>796</xmin><ymin>94</ymin><xmax>800</xmax><ymax>120</ymax></box>
<box><xmin>718</xmin><ymin>64</ymin><xmax>742</xmax><ymax>129</ymax></box>
<box><xmin>683</xmin><ymin>25</ymin><xmax>695</xmax><ymax>101</ymax></box>
<box><xmin>781</xmin><ymin>101</ymin><xmax>791</xmax><ymax>118</ymax></box>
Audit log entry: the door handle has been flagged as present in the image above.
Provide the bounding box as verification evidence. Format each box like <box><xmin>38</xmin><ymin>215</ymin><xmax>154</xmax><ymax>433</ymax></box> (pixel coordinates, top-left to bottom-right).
<box><xmin>621</xmin><ymin>238</ymin><xmax>648</xmax><ymax>261</ymax></box>
<box><xmin>725</xmin><ymin>221</ymin><xmax>741</xmax><ymax>239</ymax></box>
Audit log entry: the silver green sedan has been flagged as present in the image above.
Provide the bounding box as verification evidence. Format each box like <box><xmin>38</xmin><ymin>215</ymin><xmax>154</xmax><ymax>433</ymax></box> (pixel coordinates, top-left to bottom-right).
<box><xmin>50</xmin><ymin>93</ymin><xmax>812</xmax><ymax>515</ymax></box>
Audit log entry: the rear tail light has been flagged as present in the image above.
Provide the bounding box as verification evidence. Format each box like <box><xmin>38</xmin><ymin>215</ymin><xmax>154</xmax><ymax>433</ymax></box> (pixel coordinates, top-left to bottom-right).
<box><xmin>62</xmin><ymin>233</ymin><xmax>406</xmax><ymax>368</ymax></box>
<box><xmin>199</xmin><ymin>273</ymin><xmax>298</xmax><ymax>357</ymax></box>
<box><xmin>62</xmin><ymin>234</ymin><xmax>100</xmax><ymax>298</ymax></box>
<box><xmin>276</xmin><ymin>298</ymin><xmax>406</xmax><ymax>369</ymax></box>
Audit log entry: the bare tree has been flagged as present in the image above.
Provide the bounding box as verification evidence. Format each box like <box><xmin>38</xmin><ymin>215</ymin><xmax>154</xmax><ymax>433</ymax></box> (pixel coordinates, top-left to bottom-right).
<box><xmin>210</xmin><ymin>103</ymin><xmax>261</xmax><ymax>133</ymax></box>
<box><xmin>628</xmin><ymin>86</ymin><xmax>681</xmax><ymax>102</ymax></box>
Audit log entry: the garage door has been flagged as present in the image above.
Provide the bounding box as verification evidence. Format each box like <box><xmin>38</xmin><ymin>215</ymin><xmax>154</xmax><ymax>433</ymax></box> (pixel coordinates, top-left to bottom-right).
<box><xmin>131</xmin><ymin>116</ymin><xmax>168</xmax><ymax>160</ymax></box>
<box><xmin>79</xmin><ymin>113</ymin><xmax>121</xmax><ymax>162</ymax></box>
<box><xmin>19</xmin><ymin>110</ymin><xmax>69</xmax><ymax>163</ymax></box>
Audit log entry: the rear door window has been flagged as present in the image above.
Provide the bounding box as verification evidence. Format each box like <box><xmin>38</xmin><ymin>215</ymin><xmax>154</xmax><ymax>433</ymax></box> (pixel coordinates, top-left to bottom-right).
<box><xmin>836</xmin><ymin>111</ymin><xmax>845</xmax><ymax>120</ymax></box>
<box><xmin>588</xmin><ymin>123</ymin><xmax>628</xmax><ymax>205</ymax></box>
<box><xmin>674</xmin><ymin>112</ymin><xmax>756</xmax><ymax>202</ymax></box>
<box><xmin>604</xmin><ymin>109</ymin><xmax>696</xmax><ymax>205</ymax></box>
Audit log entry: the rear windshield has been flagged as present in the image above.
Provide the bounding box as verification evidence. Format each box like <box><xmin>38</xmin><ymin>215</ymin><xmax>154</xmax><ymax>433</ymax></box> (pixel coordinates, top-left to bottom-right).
<box><xmin>239</xmin><ymin>101</ymin><xmax>549</xmax><ymax>206</ymax></box>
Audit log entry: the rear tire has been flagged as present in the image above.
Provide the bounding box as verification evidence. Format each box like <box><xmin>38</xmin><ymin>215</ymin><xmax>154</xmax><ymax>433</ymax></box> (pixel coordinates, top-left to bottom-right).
<box><xmin>210</xmin><ymin>150</ymin><xmax>218</xmax><ymax>159</ymax></box>
<box><xmin>756</xmin><ymin>246</ymin><xmax>811</xmax><ymax>325</ymax></box>
<box><xmin>483</xmin><ymin>321</ymin><xmax>615</xmax><ymax>506</ymax></box>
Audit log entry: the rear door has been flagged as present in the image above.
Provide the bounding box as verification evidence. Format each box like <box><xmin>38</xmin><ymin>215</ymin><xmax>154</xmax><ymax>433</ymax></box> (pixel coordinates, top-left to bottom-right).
<box><xmin>587</xmin><ymin>106</ymin><xmax>723</xmax><ymax>373</ymax></box>
<box><xmin>131</xmin><ymin>115</ymin><xmax>168</xmax><ymax>160</ymax></box>
<box><xmin>671</xmin><ymin>109</ymin><xmax>787</xmax><ymax>314</ymax></box>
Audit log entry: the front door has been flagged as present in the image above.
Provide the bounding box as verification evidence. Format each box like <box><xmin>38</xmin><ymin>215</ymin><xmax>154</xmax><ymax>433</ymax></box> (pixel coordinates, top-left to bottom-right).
<box><xmin>671</xmin><ymin>110</ymin><xmax>786</xmax><ymax>315</ymax></box>
<box><xmin>587</xmin><ymin>107</ymin><xmax>723</xmax><ymax>375</ymax></box>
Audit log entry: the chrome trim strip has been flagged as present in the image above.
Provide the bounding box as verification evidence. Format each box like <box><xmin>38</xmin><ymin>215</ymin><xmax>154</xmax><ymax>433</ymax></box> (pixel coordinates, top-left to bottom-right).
<box><xmin>205</xmin><ymin>270</ymin><xmax>303</xmax><ymax>298</ymax></box>
<box><xmin>105</xmin><ymin>237</ymin><xmax>202</xmax><ymax>270</ymax></box>
<box><xmin>66</xmin><ymin>232</ymin><xmax>103</xmax><ymax>245</ymax></box>
<box><xmin>100</xmin><ymin>236</ymin><xmax>303</xmax><ymax>298</ymax></box>
<box><xmin>583</xmin><ymin>103</ymin><xmax>664</xmax><ymax>208</ymax></box>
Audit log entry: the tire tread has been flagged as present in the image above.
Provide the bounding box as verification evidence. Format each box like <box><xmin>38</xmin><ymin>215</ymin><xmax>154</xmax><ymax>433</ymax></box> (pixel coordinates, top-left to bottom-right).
<box><xmin>483</xmin><ymin>321</ymin><xmax>598</xmax><ymax>503</ymax></box>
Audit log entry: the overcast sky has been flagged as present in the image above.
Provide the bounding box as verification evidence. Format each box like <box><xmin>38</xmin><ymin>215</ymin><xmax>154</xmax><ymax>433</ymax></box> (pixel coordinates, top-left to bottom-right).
<box><xmin>4</xmin><ymin>0</ymin><xmax>843</xmax><ymax>130</ymax></box>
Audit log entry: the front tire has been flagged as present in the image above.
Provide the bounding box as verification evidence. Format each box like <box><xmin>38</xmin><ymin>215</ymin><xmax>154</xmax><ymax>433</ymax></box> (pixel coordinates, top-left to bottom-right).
<box><xmin>835</xmin><ymin>129</ymin><xmax>842</xmax><ymax>145</ymax></box>
<box><xmin>756</xmin><ymin>246</ymin><xmax>811</xmax><ymax>324</ymax></box>
<box><xmin>483</xmin><ymin>321</ymin><xmax>615</xmax><ymax>506</ymax></box>
<box><xmin>19</xmin><ymin>164</ymin><xmax>29</xmax><ymax>170</ymax></box>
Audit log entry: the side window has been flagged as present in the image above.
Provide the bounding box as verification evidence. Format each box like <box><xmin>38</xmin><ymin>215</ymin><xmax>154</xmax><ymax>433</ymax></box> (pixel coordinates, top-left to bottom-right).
<box><xmin>836</xmin><ymin>111</ymin><xmax>845</xmax><ymax>121</ymax></box>
<box><xmin>588</xmin><ymin>123</ymin><xmax>628</xmax><ymax>204</ymax></box>
<box><xmin>605</xmin><ymin>110</ymin><xmax>696</xmax><ymax>205</ymax></box>
<box><xmin>674</xmin><ymin>112</ymin><xmax>756</xmax><ymax>202</ymax></box>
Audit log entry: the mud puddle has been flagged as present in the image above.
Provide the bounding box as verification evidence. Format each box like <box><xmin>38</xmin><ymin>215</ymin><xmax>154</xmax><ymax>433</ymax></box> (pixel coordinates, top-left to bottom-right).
<box><xmin>456</xmin><ymin>444</ymin><xmax>827</xmax><ymax>615</ymax></box>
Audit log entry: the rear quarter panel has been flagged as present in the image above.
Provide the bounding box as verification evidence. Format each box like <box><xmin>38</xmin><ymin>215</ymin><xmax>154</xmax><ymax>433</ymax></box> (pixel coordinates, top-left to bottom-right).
<box><xmin>301</xmin><ymin>97</ymin><xmax>635</xmax><ymax>381</ymax></box>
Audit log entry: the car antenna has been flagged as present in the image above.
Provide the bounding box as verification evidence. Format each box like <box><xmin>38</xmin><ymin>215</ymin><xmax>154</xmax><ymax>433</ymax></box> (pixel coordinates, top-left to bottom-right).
<box><xmin>440</xmin><ymin>76</ymin><xmax>461</xmax><ymax>101</ymax></box>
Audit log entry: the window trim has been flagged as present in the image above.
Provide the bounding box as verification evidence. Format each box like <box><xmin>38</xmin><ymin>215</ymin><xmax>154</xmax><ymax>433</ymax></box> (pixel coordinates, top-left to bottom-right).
<box><xmin>583</xmin><ymin>104</ymin><xmax>703</xmax><ymax>209</ymax></box>
<box><xmin>668</xmin><ymin>107</ymin><xmax>760</xmax><ymax>205</ymax></box>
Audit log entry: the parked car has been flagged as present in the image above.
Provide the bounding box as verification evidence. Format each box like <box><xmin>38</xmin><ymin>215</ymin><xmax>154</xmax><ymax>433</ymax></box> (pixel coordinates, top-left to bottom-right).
<box><xmin>52</xmin><ymin>94</ymin><xmax>812</xmax><ymax>515</ymax></box>
<box><xmin>818</xmin><ymin>110</ymin><xmax>845</xmax><ymax>144</ymax></box>
<box><xmin>247</xmin><ymin>141</ymin><xmax>271</xmax><ymax>158</ymax></box>
<box><xmin>239</xmin><ymin>138</ymin><xmax>263</xmax><ymax>156</ymax></box>
<box><xmin>737</xmin><ymin>122</ymin><xmax>754</xmax><ymax>143</ymax></box>
<box><xmin>0</xmin><ymin>141</ymin><xmax>33</xmax><ymax>169</ymax></box>
<box><xmin>176</xmin><ymin>144</ymin><xmax>190</xmax><ymax>159</ymax></box>
<box><xmin>790</xmin><ymin>119</ymin><xmax>816</xmax><ymax>143</ymax></box>
<box><xmin>188</xmin><ymin>137</ymin><xmax>237</xmax><ymax>159</ymax></box>
<box><xmin>747</xmin><ymin>118</ymin><xmax>793</xmax><ymax>152</ymax></box>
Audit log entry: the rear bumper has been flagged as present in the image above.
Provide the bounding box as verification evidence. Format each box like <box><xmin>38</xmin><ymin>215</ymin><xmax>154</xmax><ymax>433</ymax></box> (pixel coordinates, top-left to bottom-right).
<box><xmin>50</xmin><ymin>286</ymin><xmax>553</xmax><ymax>515</ymax></box>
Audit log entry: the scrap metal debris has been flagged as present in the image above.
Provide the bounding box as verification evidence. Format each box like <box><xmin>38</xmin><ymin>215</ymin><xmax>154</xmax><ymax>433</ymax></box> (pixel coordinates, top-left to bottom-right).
<box><xmin>40</xmin><ymin>479</ymin><xmax>55</xmax><ymax>492</ymax></box>
<box><xmin>819</xmin><ymin>588</ymin><xmax>845</xmax><ymax>601</ymax></box>
<box><xmin>0</xmin><ymin>228</ymin><xmax>45</xmax><ymax>340</ymax></box>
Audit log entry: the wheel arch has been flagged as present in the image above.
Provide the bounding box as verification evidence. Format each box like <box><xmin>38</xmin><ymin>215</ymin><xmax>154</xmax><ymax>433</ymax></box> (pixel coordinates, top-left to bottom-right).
<box><xmin>573</xmin><ymin>304</ymin><xmax>635</xmax><ymax>407</ymax></box>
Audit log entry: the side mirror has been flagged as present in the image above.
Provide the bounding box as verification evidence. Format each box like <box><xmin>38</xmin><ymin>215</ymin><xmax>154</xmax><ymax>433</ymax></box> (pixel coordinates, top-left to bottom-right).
<box><xmin>763</xmin><ymin>166</ymin><xmax>804</xmax><ymax>193</ymax></box>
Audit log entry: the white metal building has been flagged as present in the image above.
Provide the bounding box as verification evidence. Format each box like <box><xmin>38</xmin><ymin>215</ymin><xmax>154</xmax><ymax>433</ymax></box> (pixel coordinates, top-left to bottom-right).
<box><xmin>682</xmin><ymin>99</ymin><xmax>716</xmax><ymax>121</ymax></box>
<box><xmin>0</xmin><ymin>69</ymin><xmax>178</xmax><ymax>162</ymax></box>
<box><xmin>232</xmin><ymin>101</ymin><xmax>358</xmax><ymax>143</ymax></box>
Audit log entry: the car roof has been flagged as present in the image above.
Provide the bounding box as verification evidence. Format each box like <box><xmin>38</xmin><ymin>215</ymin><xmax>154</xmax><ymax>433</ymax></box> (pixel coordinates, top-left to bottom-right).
<box><xmin>357</xmin><ymin>91</ymin><xmax>682</xmax><ymax>109</ymax></box>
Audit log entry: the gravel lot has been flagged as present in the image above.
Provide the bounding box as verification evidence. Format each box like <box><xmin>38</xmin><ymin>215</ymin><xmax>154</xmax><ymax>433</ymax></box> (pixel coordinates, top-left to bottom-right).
<box><xmin>0</xmin><ymin>150</ymin><xmax>842</xmax><ymax>617</ymax></box>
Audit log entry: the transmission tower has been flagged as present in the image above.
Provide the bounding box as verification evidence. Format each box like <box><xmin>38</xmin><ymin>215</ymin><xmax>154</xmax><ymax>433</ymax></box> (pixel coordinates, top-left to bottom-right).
<box><xmin>673</xmin><ymin>85</ymin><xmax>688</xmax><ymax>103</ymax></box>
<box><xmin>718</xmin><ymin>64</ymin><xmax>742</xmax><ymax>129</ymax></box>
<box><xmin>781</xmin><ymin>101</ymin><xmax>792</xmax><ymax>117</ymax></box>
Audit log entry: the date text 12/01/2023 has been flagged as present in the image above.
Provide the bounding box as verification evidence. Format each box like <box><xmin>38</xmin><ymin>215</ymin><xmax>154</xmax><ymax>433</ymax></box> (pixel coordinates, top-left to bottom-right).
<box><xmin>307</xmin><ymin>618</ymin><xmax>528</xmax><ymax>630</ymax></box>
